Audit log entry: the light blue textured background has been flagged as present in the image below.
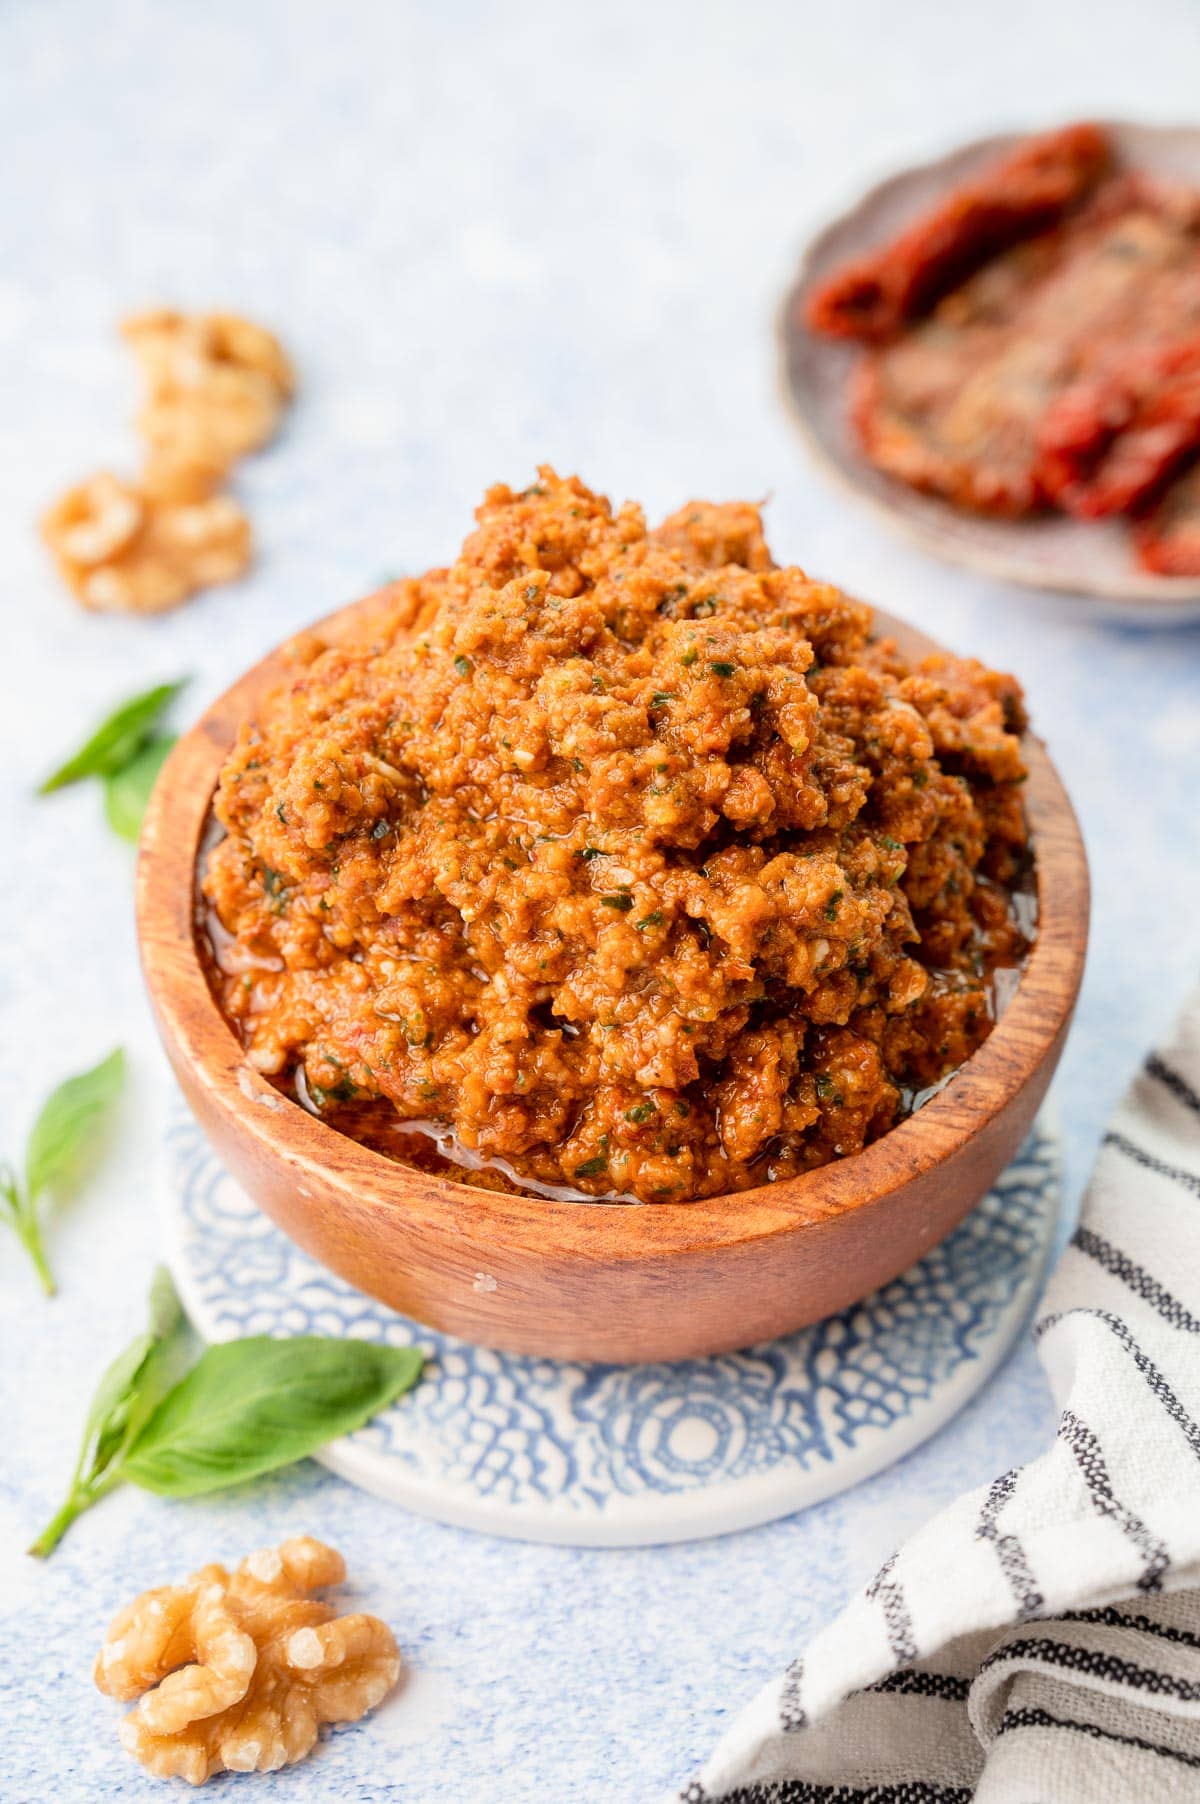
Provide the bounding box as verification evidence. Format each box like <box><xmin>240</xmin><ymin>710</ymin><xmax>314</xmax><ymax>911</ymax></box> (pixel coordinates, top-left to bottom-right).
<box><xmin>2</xmin><ymin>4</ymin><xmax>1199</xmax><ymax>1800</ymax></box>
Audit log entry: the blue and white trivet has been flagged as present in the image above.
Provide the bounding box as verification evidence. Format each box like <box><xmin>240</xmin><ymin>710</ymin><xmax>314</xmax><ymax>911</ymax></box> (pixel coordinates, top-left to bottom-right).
<box><xmin>164</xmin><ymin>1107</ymin><xmax>1058</xmax><ymax>1547</ymax></box>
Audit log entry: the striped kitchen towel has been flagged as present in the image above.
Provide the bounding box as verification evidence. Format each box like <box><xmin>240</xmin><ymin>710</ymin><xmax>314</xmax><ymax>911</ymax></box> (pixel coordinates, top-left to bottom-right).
<box><xmin>675</xmin><ymin>992</ymin><xmax>1200</xmax><ymax>1803</ymax></box>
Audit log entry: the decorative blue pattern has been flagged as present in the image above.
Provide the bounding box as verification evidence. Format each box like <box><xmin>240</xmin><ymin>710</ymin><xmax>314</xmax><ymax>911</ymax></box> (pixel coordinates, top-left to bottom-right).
<box><xmin>165</xmin><ymin>1106</ymin><xmax>1058</xmax><ymax>1542</ymax></box>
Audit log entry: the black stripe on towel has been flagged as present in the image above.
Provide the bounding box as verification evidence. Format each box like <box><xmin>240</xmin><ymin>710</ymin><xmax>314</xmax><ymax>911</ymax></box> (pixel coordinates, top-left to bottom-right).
<box><xmin>1034</xmin><ymin>1308</ymin><xmax>1200</xmax><ymax>1462</ymax></box>
<box><xmin>980</xmin><ymin>1636</ymin><xmax>1200</xmax><ymax>1701</ymax></box>
<box><xmin>996</xmin><ymin>1704</ymin><xmax>1200</xmax><ymax>1770</ymax></box>
<box><xmin>1060</xmin><ymin>1605</ymin><xmax>1200</xmax><ymax>1653</ymax></box>
<box><xmin>1071</xmin><ymin>1228</ymin><xmax>1200</xmax><ymax>1333</ymax></box>
<box><xmin>1102</xmin><ymin>1130</ymin><xmax>1200</xmax><ymax>1198</ymax></box>
<box><xmin>975</xmin><ymin>1470</ymin><xmax>1043</xmax><ymax>1618</ymax></box>
<box><xmin>866</xmin><ymin>1554</ymin><xmax>918</xmax><ymax>1666</ymax></box>
<box><xmin>780</xmin><ymin>1656</ymin><xmax>807</xmax><ymax>1733</ymax></box>
<box><xmin>1146</xmin><ymin>1053</ymin><xmax>1200</xmax><ymax>1119</ymax></box>
<box><xmin>866</xmin><ymin>1671</ymin><xmax>971</xmax><ymax>1702</ymax></box>
<box><xmin>1057</xmin><ymin>1409</ymin><xmax>1169</xmax><ymax>1591</ymax></box>
<box><xmin>684</xmin><ymin>1782</ymin><xmax>975</xmax><ymax>1804</ymax></box>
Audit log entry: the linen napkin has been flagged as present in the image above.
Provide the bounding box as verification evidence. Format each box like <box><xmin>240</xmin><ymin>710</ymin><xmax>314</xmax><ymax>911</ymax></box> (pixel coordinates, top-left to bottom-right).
<box><xmin>674</xmin><ymin>990</ymin><xmax>1200</xmax><ymax>1803</ymax></box>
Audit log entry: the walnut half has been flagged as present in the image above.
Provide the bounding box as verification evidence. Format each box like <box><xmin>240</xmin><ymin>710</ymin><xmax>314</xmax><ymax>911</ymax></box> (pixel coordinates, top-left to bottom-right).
<box><xmin>95</xmin><ymin>1537</ymin><xmax>401</xmax><ymax>1785</ymax></box>
<box><xmin>122</xmin><ymin>308</ymin><xmax>294</xmax><ymax>468</ymax></box>
<box><xmin>42</xmin><ymin>467</ymin><xmax>251</xmax><ymax>614</ymax></box>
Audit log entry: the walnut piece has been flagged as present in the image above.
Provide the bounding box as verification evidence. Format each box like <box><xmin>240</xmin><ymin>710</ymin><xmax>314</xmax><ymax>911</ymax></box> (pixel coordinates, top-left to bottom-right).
<box><xmin>42</xmin><ymin>468</ymin><xmax>251</xmax><ymax>613</ymax></box>
<box><xmin>95</xmin><ymin>1537</ymin><xmax>401</xmax><ymax>1785</ymax></box>
<box><xmin>122</xmin><ymin>308</ymin><xmax>294</xmax><ymax>467</ymax></box>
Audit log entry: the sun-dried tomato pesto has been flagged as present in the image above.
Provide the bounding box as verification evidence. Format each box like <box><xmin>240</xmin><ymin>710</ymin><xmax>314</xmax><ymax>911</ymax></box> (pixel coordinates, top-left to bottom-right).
<box><xmin>202</xmin><ymin>471</ymin><xmax>1033</xmax><ymax>1203</ymax></box>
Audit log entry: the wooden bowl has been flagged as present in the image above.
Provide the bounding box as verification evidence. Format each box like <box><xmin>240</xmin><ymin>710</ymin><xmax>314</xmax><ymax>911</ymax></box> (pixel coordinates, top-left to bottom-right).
<box><xmin>137</xmin><ymin>594</ymin><xmax>1089</xmax><ymax>1363</ymax></box>
<box><xmin>781</xmin><ymin>120</ymin><xmax>1200</xmax><ymax>624</ymax></box>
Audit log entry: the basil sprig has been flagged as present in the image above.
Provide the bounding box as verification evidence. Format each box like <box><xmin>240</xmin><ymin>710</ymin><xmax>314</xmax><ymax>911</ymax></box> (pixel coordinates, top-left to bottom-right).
<box><xmin>30</xmin><ymin>1270</ymin><xmax>425</xmax><ymax>1557</ymax></box>
<box><xmin>38</xmin><ymin>678</ymin><xmax>187</xmax><ymax>842</ymax></box>
<box><xmin>1</xmin><ymin>1048</ymin><xmax>125</xmax><ymax>1295</ymax></box>
<box><xmin>29</xmin><ymin>1267</ymin><xmax>184</xmax><ymax>1556</ymax></box>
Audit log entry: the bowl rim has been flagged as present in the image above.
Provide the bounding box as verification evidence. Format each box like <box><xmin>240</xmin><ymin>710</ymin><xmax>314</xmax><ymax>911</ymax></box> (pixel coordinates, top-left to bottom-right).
<box><xmin>137</xmin><ymin>590</ymin><xmax>1090</xmax><ymax>1268</ymax></box>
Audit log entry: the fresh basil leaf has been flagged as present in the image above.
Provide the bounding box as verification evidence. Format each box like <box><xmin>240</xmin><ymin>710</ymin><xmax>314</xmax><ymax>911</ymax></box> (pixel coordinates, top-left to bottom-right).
<box><xmin>28</xmin><ymin>1267</ymin><xmax>186</xmax><ymax>1557</ymax></box>
<box><xmin>0</xmin><ymin>1156</ymin><xmax>55</xmax><ymax>1294</ymax></box>
<box><xmin>104</xmin><ymin>1327</ymin><xmax>189</xmax><ymax>1466</ymax></box>
<box><xmin>122</xmin><ymin>1337</ymin><xmax>424</xmax><ymax>1497</ymax></box>
<box><xmin>37</xmin><ymin>680</ymin><xmax>187</xmax><ymax>795</ymax></box>
<box><xmin>145</xmin><ymin>1263</ymin><xmax>184</xmax><ymax>1343</ymax></box>
<box><xmin>79</xmin><ymin>1269</ymin><xmax>182</xmax><ymax>1456</ymax></box>
<box><xmin>86</xmin><ymin>1267</ymin><xmax>186</xmax><ymax>1472</ymax></box>
<box><xmin>0</xmin><ymin>1160</ymin><xmax>18</xmax><ymax>1223</ymax></box>
<box><xmin>24</xmin><ymin>1048</ymin><xmax>125</xmax><ymax>1204</ymax></box>
<box><xmin>84</xmin><ymin>1330</ymin><xmax>157</xmax><ymax>1456</ymax></box>
<box><xmin>103</xmin><ymin>733</ymin><xmax>176</xmax><ymax>842</ymax></box>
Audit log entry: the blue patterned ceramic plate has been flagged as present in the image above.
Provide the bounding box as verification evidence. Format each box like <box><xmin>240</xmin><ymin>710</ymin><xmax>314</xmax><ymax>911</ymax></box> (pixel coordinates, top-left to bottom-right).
<box><xmin>164</xmin><ymin>1104</ymin><xmax>1058</xmax><ymax>1547</ymax></box>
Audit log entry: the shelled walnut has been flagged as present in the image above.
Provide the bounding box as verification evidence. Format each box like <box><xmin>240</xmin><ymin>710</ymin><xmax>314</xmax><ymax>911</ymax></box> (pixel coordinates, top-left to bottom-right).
<box><xmin>95</xmin><ymin>1536</ymin><xmax>400</xmax><ymax>1784</ymax></box>
<box><xmin>122</xmin><ymin>308</ymin><xmax>294</xmax><ymax>467</ymax></box>
<box><xmin>42</xmin><ymin>306</ymin><xmax>292</xmax><ymax>613</ymax></box>
<box><xmin>42</xmin><ymin>468</ymin><xmax>251</xmax><ymax>614</ymax></box>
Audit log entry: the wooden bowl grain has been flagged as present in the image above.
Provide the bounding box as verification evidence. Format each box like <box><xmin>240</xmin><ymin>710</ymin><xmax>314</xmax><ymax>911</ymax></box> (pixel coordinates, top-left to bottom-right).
<box><xmin>137</xmin><ymin>593</ymin><xmax>1089</xmax><ymax>1363</ymax></box>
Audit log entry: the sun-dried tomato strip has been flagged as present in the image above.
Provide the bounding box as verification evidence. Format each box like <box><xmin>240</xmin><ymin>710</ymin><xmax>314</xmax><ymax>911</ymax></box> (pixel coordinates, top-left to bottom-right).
<box><xmin>805</xmin><ymin>122</ymin><xmax>1110</xmax><ymax>345</ymax></box>
<box><xmin>1135</xmin><ymin>460</ymin><xmax>1200</xmax><ymax>574</ymax></box>
<box><xmin>1035</xmin><ymin>336</ymin><xmax>1200</xmax><ymax>518</ymax></box>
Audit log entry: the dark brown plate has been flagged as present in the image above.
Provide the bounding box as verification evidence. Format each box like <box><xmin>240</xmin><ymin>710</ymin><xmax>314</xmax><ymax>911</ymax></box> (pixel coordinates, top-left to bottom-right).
<box><xmin>781</xmin><ymin>121</ymin><xmax>1200</xmax><ymax>623</ymax></box>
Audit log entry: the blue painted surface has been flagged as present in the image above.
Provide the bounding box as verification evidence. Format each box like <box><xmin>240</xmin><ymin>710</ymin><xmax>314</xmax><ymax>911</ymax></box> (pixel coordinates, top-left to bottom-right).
<box><xmin>2</xmin><ymin>3</ymin><xmax>1199</xmax><ymax>1799</ymax></box>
